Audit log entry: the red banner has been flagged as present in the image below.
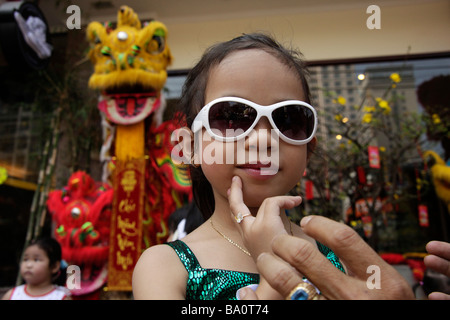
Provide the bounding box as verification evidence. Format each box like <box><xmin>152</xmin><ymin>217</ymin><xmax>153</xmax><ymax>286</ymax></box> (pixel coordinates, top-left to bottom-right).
<box><xmin>418</xmin><ymin>205</ymin><xmax>429</xmax><ymax>227</ymax></box>
<box><xmin>108</xmin><ymin>158</ymin><xmax>145</xmax><ymax>291</ymax></box>
<box><xmin>357</xmin><ymin>166</ymin><xmax>366</xmax><ymax>184</ymax></box>
<box><xmin>368</xmin><ymin>146</ymin><xmax>380</xmax><ymax>169</ymax></box>
<box><xmin>304</xmin><ymin>180</ymin><xmax>313</xmax><ymax>200</ymax></box>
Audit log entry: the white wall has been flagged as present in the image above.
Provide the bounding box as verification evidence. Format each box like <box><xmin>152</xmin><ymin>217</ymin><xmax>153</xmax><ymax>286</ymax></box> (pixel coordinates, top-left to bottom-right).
<box><xmin>164</xmin><ymin>1</ymin><xmax>450</xmax><ymax>70</ymax></box>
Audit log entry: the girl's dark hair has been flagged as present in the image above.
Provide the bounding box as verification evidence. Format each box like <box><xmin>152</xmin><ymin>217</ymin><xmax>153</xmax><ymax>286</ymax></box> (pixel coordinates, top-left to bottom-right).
<box><xmin>168</xmin><ymin>201</ymin><xmax>204</xmax><ymax>234</ymax></box>
<box><xmin>31</xmin><ymin>237</ymin><xmax>62</xmax><ymax>267</ymax></box>
<box><xmin>30</xmin><ymin>237</ymin><xmax>66</xmax><ymax>285</ymax></box>
<box><xmin>178</xmin><ymin>32</ymin><xmax>313</xmax><ymax>219</ymax></box>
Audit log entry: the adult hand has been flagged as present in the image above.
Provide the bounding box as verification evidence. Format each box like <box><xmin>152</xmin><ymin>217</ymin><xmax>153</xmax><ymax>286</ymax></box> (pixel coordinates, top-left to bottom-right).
<box><xmin>424</xmin><ymin>240</ymin><xmax>450</xmax><ymax>300</ymax></box>
<box><xmin>240</xmin><ymin>215</ymin><xmax>415</xmax><ymax>300</ymax></box>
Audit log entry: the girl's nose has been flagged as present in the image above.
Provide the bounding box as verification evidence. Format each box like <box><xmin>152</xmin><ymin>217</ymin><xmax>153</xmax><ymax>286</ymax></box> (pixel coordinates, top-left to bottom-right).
<box><xmin>245</xmin><ymin>117</ymin><xmax>279</xmax><ymax>151</ymax></box>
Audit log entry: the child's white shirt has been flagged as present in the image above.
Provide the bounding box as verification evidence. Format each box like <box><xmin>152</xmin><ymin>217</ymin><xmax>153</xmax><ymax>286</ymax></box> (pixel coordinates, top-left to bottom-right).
<box><xmin>9</xmin><ymin>284</ymin><xmax>70</xmax><ymax>300</ymax></box>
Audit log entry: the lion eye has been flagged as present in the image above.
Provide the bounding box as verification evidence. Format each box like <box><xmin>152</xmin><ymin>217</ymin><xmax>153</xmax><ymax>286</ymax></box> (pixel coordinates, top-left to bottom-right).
<box><xmin>147</xmin><ymin>28</ymin><xmax>166</xmax><ymax>55</ymax></box>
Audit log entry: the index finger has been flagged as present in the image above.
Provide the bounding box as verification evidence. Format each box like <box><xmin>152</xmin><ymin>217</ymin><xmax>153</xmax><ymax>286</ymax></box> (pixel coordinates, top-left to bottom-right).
<box><xmin>299</xmin><ymin>215</ymin><xmax>389</xmax><ymax>279</ymax></box>
<box><xmin>426</xmin><ymin>241</ymin><xmax>450</xmax><ymax>261</ymax></box>
<box><xmin>270</xmin><ymin>234</ymin><xmax>359</xmax><ymax>299</ymax></box>
<box><xmin>228</xmin><ymin>176</ymin><xmax>253</xmax><ymax>223</ymax></box>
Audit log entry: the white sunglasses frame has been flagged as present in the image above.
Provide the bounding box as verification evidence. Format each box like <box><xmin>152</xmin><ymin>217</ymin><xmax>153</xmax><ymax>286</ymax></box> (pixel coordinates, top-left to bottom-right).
<box><xmin>191</xmin><ymin>97</ymin><xmax>318</xmax><ymax>145</ymax></box>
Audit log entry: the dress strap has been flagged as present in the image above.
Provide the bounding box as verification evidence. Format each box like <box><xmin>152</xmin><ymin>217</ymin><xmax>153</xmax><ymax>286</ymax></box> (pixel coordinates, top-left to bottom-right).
<box><xmin>166</xmin><ymin>240</ymin><xmax>201</xmax><ymax>272</ymax></box>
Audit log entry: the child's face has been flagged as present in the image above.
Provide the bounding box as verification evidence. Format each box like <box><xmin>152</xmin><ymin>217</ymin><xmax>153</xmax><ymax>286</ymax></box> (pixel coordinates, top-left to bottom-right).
<box><xmin>20</xmin><ymin>245</ymin><xmax>58</xmax><ymax>286</ymax></box>
<box><xmin>199</xmin><ymin>49</ymin><xmax>310</xmax><ymax>209</ymax></box>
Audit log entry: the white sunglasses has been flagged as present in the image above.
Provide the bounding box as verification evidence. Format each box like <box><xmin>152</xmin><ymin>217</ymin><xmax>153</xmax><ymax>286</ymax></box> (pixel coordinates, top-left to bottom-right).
<box><xmin>191</xmin><ymin>97</ymin><xmax>317</xmax><ymax>145</ymax></box>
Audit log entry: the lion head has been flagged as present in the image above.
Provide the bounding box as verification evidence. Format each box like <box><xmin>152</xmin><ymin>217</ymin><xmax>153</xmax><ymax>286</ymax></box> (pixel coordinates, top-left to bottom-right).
<box><xmin>86</xmin><ymin>6</ymin><xmax>172</xmax><ymax>125</ymax></box>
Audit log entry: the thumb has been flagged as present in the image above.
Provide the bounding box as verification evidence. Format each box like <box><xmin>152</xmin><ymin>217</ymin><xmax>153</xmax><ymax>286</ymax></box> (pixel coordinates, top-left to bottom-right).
<box><xmin>237</xmin><ymin>285</ymin><xmax>259</xmax><ymax>300</ymax></box>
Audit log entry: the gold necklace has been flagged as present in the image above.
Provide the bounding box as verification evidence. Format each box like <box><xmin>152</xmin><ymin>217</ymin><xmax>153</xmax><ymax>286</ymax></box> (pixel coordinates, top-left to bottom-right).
<box><xmin>209</xmin><ymin>218</ymin><xmax>294</xmax><ymax>257</ymax></box>
<box><xmin>210</xmin><ymin>219</ymin><xmax>251</xmax><ymax>256</ymax></box>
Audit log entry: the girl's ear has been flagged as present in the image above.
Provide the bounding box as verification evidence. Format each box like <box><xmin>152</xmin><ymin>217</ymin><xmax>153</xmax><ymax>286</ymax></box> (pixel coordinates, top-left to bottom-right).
<box><xmin>171</xmin><ymin>127</ymin><xmax>196</xmax><ymax>165</ymax></box>
<box><xmin>51</xmin><ymin>260</ymin><xmax>61</xmax><ymax>275</ymax></box>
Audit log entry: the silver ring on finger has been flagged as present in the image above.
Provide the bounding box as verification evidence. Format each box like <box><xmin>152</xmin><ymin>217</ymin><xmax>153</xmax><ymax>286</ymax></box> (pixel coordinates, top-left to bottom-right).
<box><xmin>235</xmin><ymin>212</ymin><xmax>251</xmax><ymax>224</ymax></box>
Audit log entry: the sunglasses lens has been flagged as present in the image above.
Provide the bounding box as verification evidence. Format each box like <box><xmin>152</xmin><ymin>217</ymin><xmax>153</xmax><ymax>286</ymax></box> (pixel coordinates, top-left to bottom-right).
<box><xmin>208</xmin><ymin>101</ymin><xmax>257</xmax><ymax>137</ymax></box>
<box><xmin>272</xmin><ymin>105</ymin><xmax>315</xmax><ymax>141</ymax></box>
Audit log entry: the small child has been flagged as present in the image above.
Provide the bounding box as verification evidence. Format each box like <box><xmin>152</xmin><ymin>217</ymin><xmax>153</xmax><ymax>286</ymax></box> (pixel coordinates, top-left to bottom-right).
<box><xmin>2</xmin><ymin>237</ymin><xmax>70</xmax><ymax>300</ymax></box>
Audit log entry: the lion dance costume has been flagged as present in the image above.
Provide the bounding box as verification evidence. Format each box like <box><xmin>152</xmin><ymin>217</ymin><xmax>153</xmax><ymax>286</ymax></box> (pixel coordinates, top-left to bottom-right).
<box><xmin>47</xmin><ymin>171</ymin><xmax>113</xmax><ymax>297</ymax></box>
<box><xmin>423</xmin><ymin>151</ymin><xmax>450</xmax><ymax>213</ymax></box>
<box><xmin>48</xmin><ymin>6</ymin><xmax>191</xmax><ymax>295</ymax></box>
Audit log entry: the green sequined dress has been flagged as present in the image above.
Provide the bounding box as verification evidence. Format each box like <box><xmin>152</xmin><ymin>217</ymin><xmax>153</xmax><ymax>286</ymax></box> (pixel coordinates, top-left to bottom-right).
<box><xmin>166</xmin><ymin>240</ymin><xmax>345</xmax><ymax>300</ymax></box>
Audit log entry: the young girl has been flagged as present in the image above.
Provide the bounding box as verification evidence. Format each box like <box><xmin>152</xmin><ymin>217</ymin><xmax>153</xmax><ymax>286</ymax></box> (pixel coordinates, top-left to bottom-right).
<box><xmin>2</xmin><ymin>237</ymin><xmax>70</xmax><ymax>300</ymax></box>
<box><xmin>132</xmin><ymin>33</ymin><xmax>344</xmax><ymax>300</ymax></box>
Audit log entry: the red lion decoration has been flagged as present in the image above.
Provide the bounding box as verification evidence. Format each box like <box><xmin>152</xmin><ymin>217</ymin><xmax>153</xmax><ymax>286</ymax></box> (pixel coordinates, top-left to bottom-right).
<box><xmin>47</xmin><ymin>171</ymin><xmax>113</xmax><ymax>298</ymax></box>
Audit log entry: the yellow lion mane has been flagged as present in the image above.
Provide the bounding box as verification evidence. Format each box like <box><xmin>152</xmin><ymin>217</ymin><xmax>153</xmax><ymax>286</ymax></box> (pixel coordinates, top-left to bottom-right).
<box><xmin>86</xmin><ymin>6</ymin><xmax>172</xmax><ymax>93</ymax></box>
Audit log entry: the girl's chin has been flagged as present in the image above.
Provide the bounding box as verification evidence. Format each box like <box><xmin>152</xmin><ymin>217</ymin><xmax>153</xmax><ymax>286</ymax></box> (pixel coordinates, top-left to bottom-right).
<box><xmin>241</xmin><ymin>194</ymin><xmax>272</xmax><ymax>208</ymax></box>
